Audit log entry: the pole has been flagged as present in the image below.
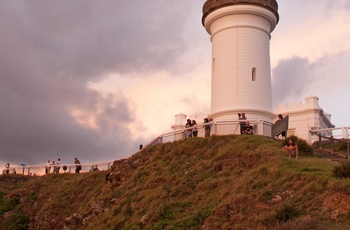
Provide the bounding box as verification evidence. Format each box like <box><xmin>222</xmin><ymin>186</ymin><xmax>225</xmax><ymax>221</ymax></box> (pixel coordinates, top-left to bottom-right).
<box><xmin>330</xmin><ymin>135</ymin><xmax>334</xmax><ymax>154</ymax></box>
<box><xmin>346</xmin><ymin>127</ymin><xmax>350</xmax><ymax>159</ymax></box>
<box><xmin>233</xmin><ymin>123</ymin><xmax>239</xmax><ymax>135</ymax></box>
<box><xmin>318</xmin><ymin>133</ymin><xmax>322</xmax><ymax>149</ymax></box>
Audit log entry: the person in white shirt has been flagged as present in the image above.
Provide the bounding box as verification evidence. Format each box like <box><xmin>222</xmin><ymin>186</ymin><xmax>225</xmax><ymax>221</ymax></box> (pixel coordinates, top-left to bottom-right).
<box><xmin>56</xmin><ymin>158</ymin><xmax>61</xmax><ymax>174</ymax></box>
<box><xmin>45</xmin><ymin>160</ymin><xmax>51</xmax><ymax>174</ymax></box>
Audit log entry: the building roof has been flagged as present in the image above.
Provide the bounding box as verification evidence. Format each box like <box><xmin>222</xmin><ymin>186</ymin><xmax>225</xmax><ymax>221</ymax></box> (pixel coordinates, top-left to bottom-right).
<box><xmin>202</xmin><ymin>0</ymin><xmax>279</xmax><ymax>25</ymax></box>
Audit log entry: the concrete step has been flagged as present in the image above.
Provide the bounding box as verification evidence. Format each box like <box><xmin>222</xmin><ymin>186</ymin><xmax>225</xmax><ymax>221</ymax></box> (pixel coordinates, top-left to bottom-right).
<box><xmin>313</xmin><ymin>149</ymin><xmax>348</xmax><ymax>162</ymax></box>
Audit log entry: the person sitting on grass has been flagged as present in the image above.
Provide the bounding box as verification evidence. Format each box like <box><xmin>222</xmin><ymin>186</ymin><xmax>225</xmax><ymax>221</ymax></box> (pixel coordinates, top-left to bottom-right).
<box><xmin>244</xmin><ymin>121</ymin><xmax>254</xmax><ymax>135</ymax></box>
<box><xmin>285</xmin><ymin>139</ymin><xmax>299</xmax><ymax>159</ymax></box>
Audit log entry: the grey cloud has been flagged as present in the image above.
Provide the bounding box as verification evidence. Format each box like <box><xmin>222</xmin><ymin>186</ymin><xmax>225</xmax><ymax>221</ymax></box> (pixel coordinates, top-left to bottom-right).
<box><xmin>1</xmin><ymin>1</ymin><xmax>197</xmax><ymax>80</ymax></box>
<box><xmin>0</xmin><ymin>0</ymin><xmax>202</xmax><ymax>165</ymax></box>
<box><xmin>272</xmin><ymin>57</ymin><xmax>312</xmax><ymax>106</ymax></box>
<box><xmin>272</xmin><ymin>52</ymin><xmax>350</xmax><ymax>107</ymax></box>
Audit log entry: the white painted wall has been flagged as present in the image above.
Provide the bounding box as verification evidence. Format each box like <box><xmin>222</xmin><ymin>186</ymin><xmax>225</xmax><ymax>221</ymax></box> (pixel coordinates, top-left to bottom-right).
<box><xmin>273</xmin><ymin>96</ymin><xmax>333</xmax><ymax>143</ymax></box>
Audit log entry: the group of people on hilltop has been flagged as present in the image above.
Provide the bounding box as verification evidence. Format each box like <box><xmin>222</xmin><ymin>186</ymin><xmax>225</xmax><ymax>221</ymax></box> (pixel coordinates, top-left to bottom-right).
<box><xmin>184</xmin><ymin>119</ymin><xmax>198</xmax><ymax>138</ymax></box>
<box><xmin>2</xmin><ymin>163</ymin><xmax>17</xmax><ymax>174</ymax></box>
<box><xmin>184</xmin><ymin>118</ymin><xmax>213</xmax><ymax>138</ymax></box>
<box><xmin>45</xmin><ymin>158</ymin><xmax>62</xmax><ymax>174</ymax></box>
<box><xmin>45</xmin><ymin>157</ymin><xmax>82</xmax><ymax>174</ymax></box>
<box><xmin>185</xmin><ymin>114</ymin><xmax>255</xmax><ymax>138</ymax></box>
<box><xmin>2</xmin><ymin>163</ymin><xmax>11</xmax><ymax>174</ymax></box>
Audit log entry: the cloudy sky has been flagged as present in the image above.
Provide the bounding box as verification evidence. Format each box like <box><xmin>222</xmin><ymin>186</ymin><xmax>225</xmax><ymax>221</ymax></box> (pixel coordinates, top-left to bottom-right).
<box><xmin>1</xmin><ymin>0</ymin><xmax>350</xmax><ymax>166</ymax></box>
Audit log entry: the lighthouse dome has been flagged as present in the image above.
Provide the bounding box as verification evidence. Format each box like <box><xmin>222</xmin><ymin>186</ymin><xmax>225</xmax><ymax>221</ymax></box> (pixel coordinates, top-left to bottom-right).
<box><xmin>202</xmin><ymin>0</ymin><xmax>279</xmax><ymax>25</ymax></box>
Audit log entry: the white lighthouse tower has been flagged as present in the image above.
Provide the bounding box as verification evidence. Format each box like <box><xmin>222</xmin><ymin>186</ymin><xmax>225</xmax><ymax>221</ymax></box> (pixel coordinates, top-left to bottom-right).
<box><xmin>202</xmin><ymin>0</ymin><xmax>279</xmax><ymax>123</ymax></box>
<box><xmin>171</xmin><ymin>1</ymin><xmax>334</xmax><ymax>142</ymax></box>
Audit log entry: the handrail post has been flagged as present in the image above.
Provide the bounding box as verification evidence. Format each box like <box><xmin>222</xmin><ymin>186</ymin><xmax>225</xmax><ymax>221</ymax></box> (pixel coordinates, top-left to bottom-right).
<box><xmin>258</xmin><ymin>120</ymin><xmax>263</xmax><ymax>136</ymax></box>
<box><xmin>214</xmin><ymin>121</ymin><xmax>218</xmax><ymax>135</ymax></box>
<box><xmin>346</xmin><ymin>127</ymin><xmax>350</xmax><ymax>159</ymax></box>
<box><xmin>330</xmin><ymin>135</ymin><xmax>334</xmax><ymax>154</ymax></box>
<box><xmin>318</xmin><ymin>133</ymin><xmax>322</xmax><ymax>149</ymax></box>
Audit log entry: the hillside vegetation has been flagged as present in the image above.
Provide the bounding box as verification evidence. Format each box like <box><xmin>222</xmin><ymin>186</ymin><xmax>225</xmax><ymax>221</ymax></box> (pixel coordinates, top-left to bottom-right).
<box><xmin>1</xmin><ymin>135</ymin><xmax>350</xmax><ymax>230</ymax></box>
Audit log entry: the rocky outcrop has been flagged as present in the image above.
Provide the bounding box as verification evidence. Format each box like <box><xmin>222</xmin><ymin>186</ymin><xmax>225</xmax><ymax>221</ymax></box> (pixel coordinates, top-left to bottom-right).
<box><xmin>106</xmin><ymin>150</ymin><xmax>151</xmax><ymax>187</ymax></box>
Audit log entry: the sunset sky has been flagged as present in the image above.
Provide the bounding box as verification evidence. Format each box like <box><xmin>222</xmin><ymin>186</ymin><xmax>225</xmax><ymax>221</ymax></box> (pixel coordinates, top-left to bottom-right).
<box><xmin>1</xmin><ymin>0</ymin><xmax>350</xmax><ymax>166</ymax></box>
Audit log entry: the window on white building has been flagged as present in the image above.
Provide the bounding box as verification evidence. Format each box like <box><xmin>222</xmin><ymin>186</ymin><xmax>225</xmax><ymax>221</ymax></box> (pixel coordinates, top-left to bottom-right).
<box><xmin>252</xmin><ymin>67</ymin><xmax>257</xmax><ymax>81</ymax></box>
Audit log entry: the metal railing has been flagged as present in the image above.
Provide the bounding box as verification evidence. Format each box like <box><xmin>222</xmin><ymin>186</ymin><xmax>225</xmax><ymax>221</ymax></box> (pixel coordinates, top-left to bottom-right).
<box><xmin>147</xmin><ymin>119</ymin><xmax>272</xmax><ymax>147</ymax></box>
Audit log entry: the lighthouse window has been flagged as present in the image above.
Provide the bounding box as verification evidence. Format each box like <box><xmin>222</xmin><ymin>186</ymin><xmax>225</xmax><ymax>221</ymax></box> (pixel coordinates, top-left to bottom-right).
<box><xmin>252</xmin><ymin>67</ymin><xmax>257</xmax><ymax>81</ymax></box>
<box><xmin>212</xmin><ymin>58</ymin><xmax>215</xmax><ymax>69</ymax></box>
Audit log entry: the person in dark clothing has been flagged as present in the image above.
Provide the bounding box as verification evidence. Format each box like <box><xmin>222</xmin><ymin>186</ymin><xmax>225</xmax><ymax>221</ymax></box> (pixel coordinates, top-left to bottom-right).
<box><xmin>238</xmin><ymin>113</ymin><xmax>247</xmax><ymax>134</ymax></box>
<box><xmin>204</xmin><ymin>118</ymin><xmax>211</xmax><ymax>138</ymax></box>
<box><xmin>185</xmin><ymin>119</ymin><xmax>193</xmax><ymax>139</ymax></box>
<box><xmin>275</xmin><ymin>114</ymin><xmax>286</xmax><ymax>139</ymax></box>
<box><xmin>74</xmin><ymin>158</ymin><xmax>82</xmax><ymax>173</ymax></box>
<box><xmin>192</xmin><ymin>120</ymin><xmax>198</xmax><ymax>137</ymax></box>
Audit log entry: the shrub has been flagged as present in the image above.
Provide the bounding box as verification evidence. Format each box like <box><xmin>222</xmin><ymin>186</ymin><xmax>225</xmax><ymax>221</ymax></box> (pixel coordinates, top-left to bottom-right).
<box><xmin>270</xmin><ymin>215</ymin><xmax>324</xmax><ymax>230</ymax></box>
<box><xmin>2</xmin><ymin>211</ymin><xmax>30</xmax><ymax>230</ymax></box>
<box><xmin>282</xmin><ymin>136</ymin><xmax>313</xmax><ymax>156</ymax></box>
<box><xmin>0</xmin><ymin>193</ymin><xmax>20</xmax><ymax>215</ymax></box>
<box><xmin>275</xmin><ymin>203</ymin><xmax>301</xmax><ymax>223</ymax></box>
<box><xmin>332</xmin><ymin>162</ymin><xmax>350</xmax><ymax>178</ymax></box>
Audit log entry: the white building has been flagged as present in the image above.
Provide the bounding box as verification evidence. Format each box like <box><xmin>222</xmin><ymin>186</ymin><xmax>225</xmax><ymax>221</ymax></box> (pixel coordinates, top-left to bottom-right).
<box><xmin>273</xmin><ymin>96</ymin><xmax>333</xmax><ymax>143</ymax></box>
<box><xmin>172</xmin><ymin>0</ymin><xmax>333</xmax><ymax>144</ymax></box>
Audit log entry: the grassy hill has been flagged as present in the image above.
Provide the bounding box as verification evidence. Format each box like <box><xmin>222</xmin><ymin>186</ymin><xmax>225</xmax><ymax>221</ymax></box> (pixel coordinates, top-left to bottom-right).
<box><xmin>1</xmin><ymin>135</ymin><xmax>350</xmax><ymax>230</ymax></box>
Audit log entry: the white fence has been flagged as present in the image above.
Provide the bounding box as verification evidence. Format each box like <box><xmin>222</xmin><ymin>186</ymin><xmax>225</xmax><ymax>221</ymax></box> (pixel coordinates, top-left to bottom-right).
<box><xmin>310</xmin><ymin>127</ymin><xmax>350</xmax><ymax>140</ymax></box>
<box><xmin>148</xmin><ymin>120</ymin><xmax>273</xmax><ymax>147</ymax></box>
<box><xmin>310</xmin><ymin>127</ymin><xmax>350</xmax><ymax>158</ymax></box>
<box><xmin>2</xmin><ymin>161</ymin><xmax>114</xmax><ymax>176</ymax></box>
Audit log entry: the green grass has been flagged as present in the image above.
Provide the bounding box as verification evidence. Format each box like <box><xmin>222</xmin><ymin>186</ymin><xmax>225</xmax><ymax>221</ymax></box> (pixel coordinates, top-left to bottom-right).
<box><xmin>321</xmin><ymin>141</ymin><xmax>350</xmax><ymax>157</ymax></box>
<box><xmin>1</xmin><ymin>135</ymin><xmax>350</xmax><ymax>229</ymax></box>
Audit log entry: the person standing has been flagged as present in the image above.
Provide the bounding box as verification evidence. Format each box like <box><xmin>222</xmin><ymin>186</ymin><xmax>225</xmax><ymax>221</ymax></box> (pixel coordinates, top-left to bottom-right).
<box><xmin>56</xmin><ymin>158</ymin><xmax>61</xmax><ymax>174</ymax></box>
<box><xmin>204</xmin><ymin>118</ymin><xmax>211</xmax><ymax>138</ymax></box>
<box><xmin>52</xmin><ymin>160</ymin><xmax>56</xmax><ymax>174</ymax></box>
<box><xmin>185</xmin><ymin>119</ymin><xmax>192</xmax><ymax>139</ymax></box>
<box><xmin>192</xmin><ymin>120</ymin><xmax>198</xmax><ymax>137</ymax></box>
<box><xmin>238</xmin><ymin>113</ymin><xmax>247</xmax><ymax>134</ymax></box>
<box><xmin>275</xmin><ymin>114</ymin><xmax>286</xmax><ymax>139</ymax></box>
<box><xmin>74</xmin><ymin>158</ymin><xmax>81</xmax><ymax>173</ymax></box>
<box><xmin>45</xmin><ymin>160</ymin><xmax>51</xmax><ymax>174</ymax></box>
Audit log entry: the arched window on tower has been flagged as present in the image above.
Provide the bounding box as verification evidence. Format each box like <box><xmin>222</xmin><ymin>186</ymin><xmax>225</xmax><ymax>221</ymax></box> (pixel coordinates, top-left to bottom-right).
<box><xmin>252</xmin><ymin>67</ymin><xmax>257</xmax><ymax>81</ymax></box>
<box><xmin>212</xmin><ymin>58</ymin><xmax>216</xmax><ymax>70</ymax></box>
